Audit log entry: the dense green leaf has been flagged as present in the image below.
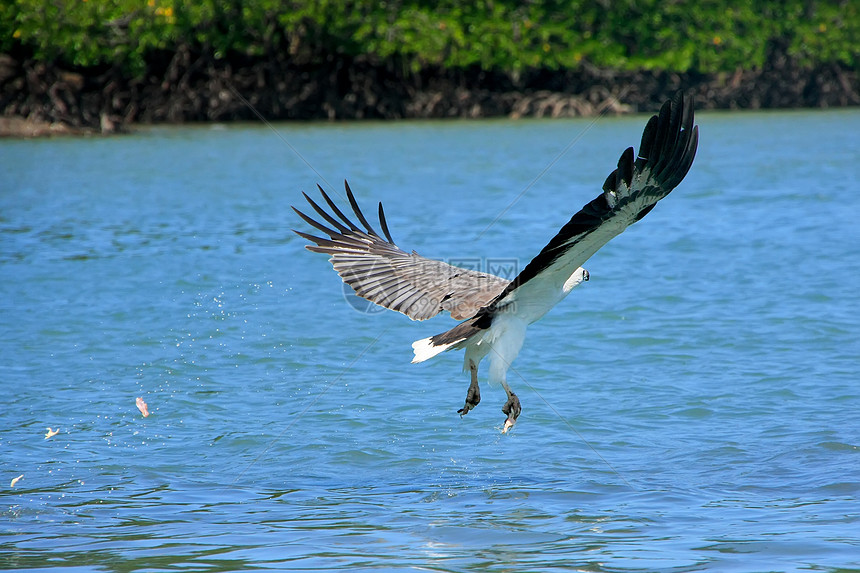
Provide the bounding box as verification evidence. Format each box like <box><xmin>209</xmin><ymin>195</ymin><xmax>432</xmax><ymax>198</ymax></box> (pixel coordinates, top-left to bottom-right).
<box><xmin>2</xmin><ymin>0</ymin><xmax>856</xmax><ymax>78</ymax></box>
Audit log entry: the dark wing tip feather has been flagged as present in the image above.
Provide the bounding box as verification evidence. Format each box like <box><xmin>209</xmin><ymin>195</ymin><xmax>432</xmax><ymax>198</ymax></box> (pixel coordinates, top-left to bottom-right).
<box><xmin>635</xmin><ymin>115</ymin><xmax>659</xmax><ymax>168</ymax></box>
<box><xmin>665</xmin><ymin>124</ymin><xmax>699</xmax><ymax>189</ymax></box>
<box><xmin>293</xmin><ymin>229</ymin><xmax>340</xmax><ymax>251</ymax></box>
<box><xmin>294</xmin><ymin>183</ymin><xmax>399</xmax><ymax>248</ymax></box>
<box><xmin>618</xmin><ymin>147</ymin><xmax>634</xmax><ymax>187</ymax></box>
<box><xmin>650</xmin><ymin>99</ymin><xmax>674</xmax><ymax>175</ymax></box>
<box><xmin>378</xmin><ymin>202</ymin><xmax>395</xmax><ymax>244</ymax></box>
<box><xmin>645</xmin><ymin>90</ymin><xmax>698</xmax><ymax>187</ymax></box>
<box><xmin>301</xmin><ymin>191</ymin><xmax>351</xmax><ymax>234</ymax></box>
<box><xmin>318</xmin><ymin>184</ymin><xmax>361</xmax><ymax>232</ymax></box>
<box><xmin>602</xmin><ymin>170</ymin><xmax>617</xmax><ymax>194</ymax></box>
<box><xmin>602</xmin><ymin>147</ymin><xmax>634</xmax><ymax>196</ymax></box>
<box><xmin>654</xmin><ymin>92</ymin><xmax>686</xmax><ymax>177</ymax></box>
<box><xmin>292</xmin><ymin>205</ymin><xmax>339</xmax><ymax>237</ymax></box>
<box><xmin>344</xmin><ymin>180</ymin><xmax>380</xmax><ymax>238</ymax></box>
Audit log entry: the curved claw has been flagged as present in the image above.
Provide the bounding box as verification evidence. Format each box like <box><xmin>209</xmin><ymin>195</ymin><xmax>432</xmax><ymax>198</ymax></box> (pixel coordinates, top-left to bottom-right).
<box><xmin>458</xmin><ymin>404</ymin><xmax>476</xmax><ymax>417</ymax></box>
<box><xmin>501</xmin><ymin>393</ymin><xmax>521</xmax><ymax>433</ymax></box>
<box><xmin>459</xmin><ymin>374</ymin><xmax>481</xmax><ymax>417</ymax></box>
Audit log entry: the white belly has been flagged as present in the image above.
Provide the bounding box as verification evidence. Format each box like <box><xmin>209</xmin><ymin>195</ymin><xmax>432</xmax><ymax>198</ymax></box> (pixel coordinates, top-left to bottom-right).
<box><xmin>464</xmin><ymin>312</ymin><xmax>528</xmax><ymax>384</ymax></box>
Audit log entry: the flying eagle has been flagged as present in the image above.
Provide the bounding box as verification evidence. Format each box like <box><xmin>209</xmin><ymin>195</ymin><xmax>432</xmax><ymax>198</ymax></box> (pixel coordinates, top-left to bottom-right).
<box><xmin>293</xmin><ymin>91</ymin><xmax>698</xmax><ymax>432</ymax></box>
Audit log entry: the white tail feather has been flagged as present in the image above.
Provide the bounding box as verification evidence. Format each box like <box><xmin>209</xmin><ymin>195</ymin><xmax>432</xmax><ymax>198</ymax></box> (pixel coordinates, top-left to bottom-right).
<box><xmin>411</xmin><ymin>336</ymin><xmax>456</xmax><ymax>363</ymax></box>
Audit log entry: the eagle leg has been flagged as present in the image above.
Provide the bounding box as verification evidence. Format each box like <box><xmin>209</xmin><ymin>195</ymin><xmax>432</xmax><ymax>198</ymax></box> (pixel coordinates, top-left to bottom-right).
<box><xmin>458</xmin><ymin>359</ymin><xmax>481</xmax><ymax>417</ymax></box>
<box><xmin>501</xmin><ymin>383</ymin><xmax>521</xmax><ymax>433</ymax></box>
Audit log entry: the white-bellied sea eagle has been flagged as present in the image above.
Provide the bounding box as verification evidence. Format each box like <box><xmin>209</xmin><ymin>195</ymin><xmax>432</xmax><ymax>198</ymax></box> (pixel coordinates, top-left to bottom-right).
<box><xmin>293</xmin><ymin>91</ymin><xmax>699</xmax><ymax>432</ymax></box>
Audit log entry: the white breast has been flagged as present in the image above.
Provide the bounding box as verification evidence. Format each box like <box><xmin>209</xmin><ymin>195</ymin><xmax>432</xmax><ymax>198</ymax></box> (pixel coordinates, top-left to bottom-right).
<box><xmin>501</xmin><ymin>267</ymin><xmax>587</xmax><ymax>324</ymax></box>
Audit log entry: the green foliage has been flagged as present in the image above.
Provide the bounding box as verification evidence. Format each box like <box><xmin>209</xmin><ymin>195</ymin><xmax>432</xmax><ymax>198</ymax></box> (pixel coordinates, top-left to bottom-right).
<box><xmin>2</xmin><ymin>0</ymin><xmax>857</xmax><ymax>78</ymax></box>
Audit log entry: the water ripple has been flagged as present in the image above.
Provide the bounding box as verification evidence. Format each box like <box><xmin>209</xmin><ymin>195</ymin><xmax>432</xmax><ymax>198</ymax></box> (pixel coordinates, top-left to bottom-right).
<box><xmin>2</xmin><ymin>111</ymin><xmax>860</xmax><ymax>571</ymax></box>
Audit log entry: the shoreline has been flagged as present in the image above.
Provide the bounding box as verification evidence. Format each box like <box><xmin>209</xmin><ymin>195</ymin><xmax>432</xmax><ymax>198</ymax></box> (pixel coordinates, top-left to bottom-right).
<box><xmin>2</xmin><ymin>49</ymin><xmax>858</xmax><ymax>137</ymax></box>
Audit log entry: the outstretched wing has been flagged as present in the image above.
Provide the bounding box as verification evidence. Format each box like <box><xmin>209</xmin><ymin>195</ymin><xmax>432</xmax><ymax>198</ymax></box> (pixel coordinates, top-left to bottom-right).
<box><xmin>293</xmin><ymin>181</ymin><xmax>510</xmax><ymax>321</ymax></box>
<box><xmin>489</xmin><ymin>91</ymin><xmax>699</xmax><ymax>311</ymax></box>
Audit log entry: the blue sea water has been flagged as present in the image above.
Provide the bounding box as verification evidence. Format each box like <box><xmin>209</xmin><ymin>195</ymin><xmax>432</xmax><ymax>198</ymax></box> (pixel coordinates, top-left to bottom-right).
<box><xmin>1</xmin><ymin>108</ymin><xmax>859</xmax><ymax>572</ymax></box>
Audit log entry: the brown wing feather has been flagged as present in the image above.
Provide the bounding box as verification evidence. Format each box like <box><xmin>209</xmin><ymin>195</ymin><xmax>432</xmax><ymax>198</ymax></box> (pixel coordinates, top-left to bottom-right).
<box><xmin>293</xmin><ymin>181</ymin><xmax>510</xmax><ymax>321</ymax></box>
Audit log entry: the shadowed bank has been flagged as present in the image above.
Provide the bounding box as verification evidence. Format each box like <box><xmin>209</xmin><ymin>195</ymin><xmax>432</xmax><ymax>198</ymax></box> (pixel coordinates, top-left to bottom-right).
<box><xmin>1</xmin><ymin>1</ymin><xmax>858</xmax><ymax>135</ymax></box>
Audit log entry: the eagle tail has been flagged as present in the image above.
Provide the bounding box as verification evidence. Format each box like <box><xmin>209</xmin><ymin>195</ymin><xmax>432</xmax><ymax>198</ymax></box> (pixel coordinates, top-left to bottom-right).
<box><xmin>410</xmin><ymin>336</ymin><xmax>456</xmax><ymax>363</ymax></box>
<box><xmin>411</xmin><ymin>315</ymin><xmax>488</xmax><ymax>363</ymax></box>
